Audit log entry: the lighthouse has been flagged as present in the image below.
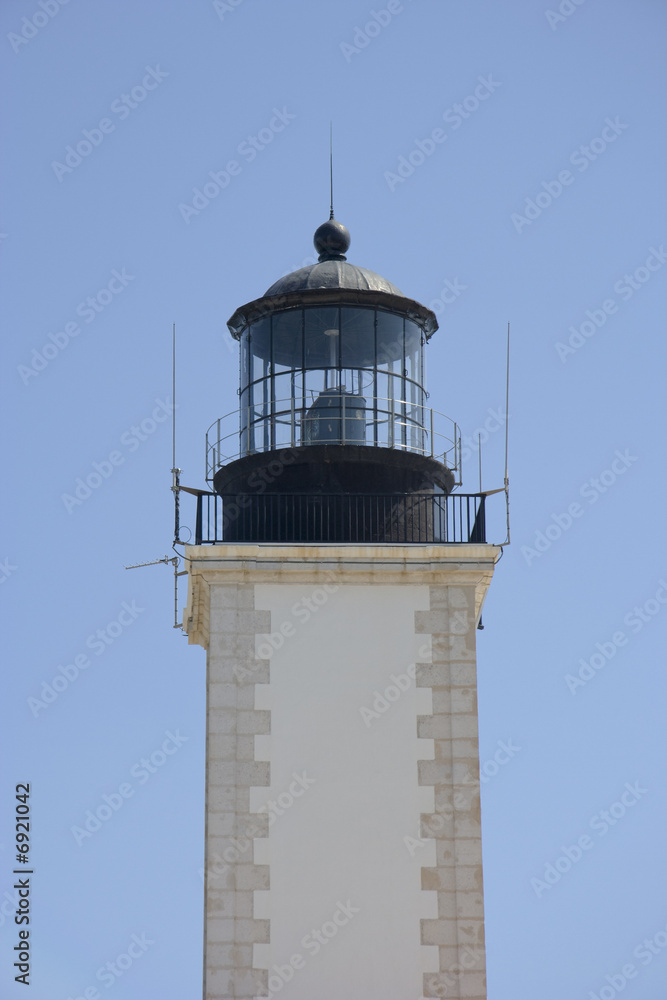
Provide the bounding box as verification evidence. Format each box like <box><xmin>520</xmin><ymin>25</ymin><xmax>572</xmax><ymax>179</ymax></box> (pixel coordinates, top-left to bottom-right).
<box><xmin>184</xmin><ymin>216</ymin><xmax>500</xmax><ymax>999</ymax></box>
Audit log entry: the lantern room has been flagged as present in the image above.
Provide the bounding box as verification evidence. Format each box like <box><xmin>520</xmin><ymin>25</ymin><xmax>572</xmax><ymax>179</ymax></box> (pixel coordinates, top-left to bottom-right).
<box><xmin>208</xmin><ymin>219</ymin><xmax>459</xmax><ymax>497</ymax></box>
<box><xmin>198</xmin><ymin>217</ymin><xmax>476</xmax><ymax>542</ymax></box>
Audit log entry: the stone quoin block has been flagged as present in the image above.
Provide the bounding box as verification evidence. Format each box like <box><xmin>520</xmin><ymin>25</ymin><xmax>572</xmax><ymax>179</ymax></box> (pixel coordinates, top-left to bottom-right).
<box><xmin>421</xmin><ymin>917</ymin><xmax>459</xmax><ymax>946</ymax></box>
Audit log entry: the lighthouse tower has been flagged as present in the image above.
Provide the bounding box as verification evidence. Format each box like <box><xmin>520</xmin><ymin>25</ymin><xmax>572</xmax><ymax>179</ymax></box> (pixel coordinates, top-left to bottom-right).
<box><xmin>184</xmin><ymin>217</ymin><xmax>500</xmax><ymax>1000</ymax></box>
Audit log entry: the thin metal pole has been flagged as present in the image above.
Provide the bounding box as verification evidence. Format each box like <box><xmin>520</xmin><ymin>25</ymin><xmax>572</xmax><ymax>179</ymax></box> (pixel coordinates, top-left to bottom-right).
<box><xmin>457</xmin><ymin>424</ymin><xmax>461</xmax><ymax>481</ymax></box>
<box><xmin>171</xmin><ymin>322</ymin><xmax>181</xmax><ymax>545</ymax></box>
<box><xmin>173</xmin><ymin>558</ymin><xmax>179</xmax><ymax>629</ymax></box>
<box><xmin>329</xmin><ymin>122</ymin><xmax>334</xmax><ymax>220</ymax></box>
<box><xmin>504</xmin><ymin>321</ymin><xmax>511</xmax><ymax>544</ymax></box>
<box><xmin>172</xmin><ymin>322</ymin><xmax>176</xmax><ymax>471</ymax></box>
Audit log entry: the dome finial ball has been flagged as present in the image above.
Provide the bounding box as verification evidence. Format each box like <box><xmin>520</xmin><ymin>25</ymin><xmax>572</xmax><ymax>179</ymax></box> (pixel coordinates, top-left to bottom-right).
<box><xmin>314</xmin><ymin>219</ymin><xmax>351</xmax><ymax>262</ymax></box>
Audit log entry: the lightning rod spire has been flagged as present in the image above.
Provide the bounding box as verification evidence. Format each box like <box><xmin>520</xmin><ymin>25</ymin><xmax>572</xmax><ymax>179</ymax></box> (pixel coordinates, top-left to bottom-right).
<box><xmin>329</xmin><ymin>122</ymin><xmax>334</xmax><ymax>220</ymax></box>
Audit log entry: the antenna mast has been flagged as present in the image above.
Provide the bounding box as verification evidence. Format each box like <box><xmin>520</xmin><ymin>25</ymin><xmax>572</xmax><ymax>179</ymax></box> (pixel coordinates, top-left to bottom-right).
<box><xmin>329</xmin><ymin>122</ymin><xmax>334</xmax><ymax>220</ymax></box>
<box><xmin>171</xmin><ymin>322</ymin><xmax>181</xmax><ymax>546</ymax></box>
<box><xmin>503</xmin><ymin>322</ymin><xmax>511</xmax><ymax>545</ymax></box>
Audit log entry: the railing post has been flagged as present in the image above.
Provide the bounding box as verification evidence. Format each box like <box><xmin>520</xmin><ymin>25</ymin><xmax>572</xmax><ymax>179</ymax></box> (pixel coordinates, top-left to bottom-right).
<box><xmin>389</xmin><ymin>396</ymin><xmax>394</xmax><ymax>449</ymax></box>
<box><xmin>430</xmin><ymin>407</ymin><xmax>434</xmax><ymax>457</ymax></box>
<box><xmin>195</xmin><ymin>494</ymin><xmax>203</xmax><ymax>545</ymax></box>
<box><xmin>456</xmin><ymin>423</ymin><xmax>461</xmax><ymax>480</ymax></box>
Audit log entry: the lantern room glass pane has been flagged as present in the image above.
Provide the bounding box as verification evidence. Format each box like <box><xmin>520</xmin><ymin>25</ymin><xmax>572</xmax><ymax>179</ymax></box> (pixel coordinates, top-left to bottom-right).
<box><xmin>241</xmin><ymin>330</ymin><xmax>251</xmax><ymax>391</ymax></box>
<box><xmin>375</xmin><ymin>371</ymin><xmax>389</xmax><ymax>405</ymax></box>
<box><xmin>249</xmin><ymin>317</ymin><xmax>270</xmax><ymax>364</ymax></box>
<box><xmin>239</xmin><ymin>386</ymin><xmax>250</xmax><ymax>454</ymax></box>
<box><xmin>388</xmin><ymin>370</ymin><xmax>404</xmax><ymax>403</ymax></box>
<box><xmin>405</xmin><ymin>320</ymin><xmax>422</xmax><ymax>385</ymax></box>
<box><xmin>376</xmin><ymin>312</ymin><xmax>404</xmax><ymax>368</ymax></box>
<box><xmin>272</xmin><ymin>310</ymin><xmax>303</xmax><ymax>372</ymax></box>
<box><xmin>272</xmin><ymin>371</ymin><xmax>294</xmax><ymax>409</ymax></box>
<box><xmin>305</xmin><ymin>307</ymin><xmax>340</xmax><ymax>368</ymax></box>
<box><xmin>340</xmin><ymin>307</ymin><xmax>375</xmax><ymax>368</ymax></box>
<box><xmin>304</xmin><ymin>367</ymin><xmax>326</xmax><ymax>403</ymax></box>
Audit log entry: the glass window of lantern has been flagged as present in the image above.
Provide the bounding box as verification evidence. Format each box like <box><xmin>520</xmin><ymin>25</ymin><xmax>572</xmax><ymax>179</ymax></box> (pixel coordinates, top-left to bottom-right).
<box><xmin>249</xmin><ymin>317</ymin><xmax>270</xmax><ymax>384</ymax></box>
<box><xmin>376</xmin><ymin>312</ymin><xmax>404</xmax><ymax>370</ymax></box>
<box><xmin>304</xmin><ymin>307</ymin><xmax>340</xmax><ymax>369</ymax></box>
<box><xmin>405</xmin><ymin>320</ymin><xmax>422</xmax><ymax>386</ymax></box>
<box><xmin>241</xmin><ymin>330</ymin><xmax>251</xmax><ymax>391</ymax></box>
<box><xmin>239</xmin><ymin>385</ymin><xmax>251</xmax><ymax>454</ymax></box>
<box><xmin>375</xmin><ymin>370</ymin><xmax>389</xmax><ymax>406</ymax></box>
<box><xmin>272</xmin><ymin>371</ymin><xmax>294</xmax><ymax>409</ymax></box>
<box><xmin>272</xmin><ymin>309</ymin><xmax>302</xmax><ymax>373</ymax></box>
<box><xmin>303</xmin><ymin>367</ymin><xmax>328</xmax><ymax>404</ymax></box>
<box><xmin>339</xmin><ymin>307</ymin><xmax>375</xmax><ymax>369</ymax></box>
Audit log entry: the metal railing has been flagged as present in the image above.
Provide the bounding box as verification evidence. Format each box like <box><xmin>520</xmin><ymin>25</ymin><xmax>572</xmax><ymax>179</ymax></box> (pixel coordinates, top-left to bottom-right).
<box><xmin>192</xmin><ymin>492</ymin><xmax>486</xmax><ymax>545</ymax></box>
<box><xmin>205</xmin><ymin>396</ymin><xmax>460</xmax><ymax>483</ymax></box>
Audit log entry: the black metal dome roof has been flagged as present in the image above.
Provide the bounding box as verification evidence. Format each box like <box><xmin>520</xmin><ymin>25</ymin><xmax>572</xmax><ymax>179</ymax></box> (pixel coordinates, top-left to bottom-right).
<box><xmin>265</xmin><ymin>259</ymin><xmax>403</xmax><ymax>296</ymax></box>
<box><xmin>227</xmin><ymin>217</ymin><xmax>438</xmax><ymax>338</ymax></box>
<box><xmin>264</xmin><ymin>217</ymin><xmax>403</xmax><ymax>297</ymax></box>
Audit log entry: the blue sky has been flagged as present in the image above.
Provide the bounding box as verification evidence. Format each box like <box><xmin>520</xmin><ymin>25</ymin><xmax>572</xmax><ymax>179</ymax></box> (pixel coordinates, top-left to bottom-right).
<box><xmin>1</xmin><ymin>0</ymin><xmax>666</xmax><ymax>997</ymax></box>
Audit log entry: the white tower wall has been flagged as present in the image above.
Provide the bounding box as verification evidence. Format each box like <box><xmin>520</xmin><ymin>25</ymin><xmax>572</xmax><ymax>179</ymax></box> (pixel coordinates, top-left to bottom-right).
<box><xmin>185</xmin><ymin>543</ymin><xmax>498</xmax><ymax>1000</ymax></box>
